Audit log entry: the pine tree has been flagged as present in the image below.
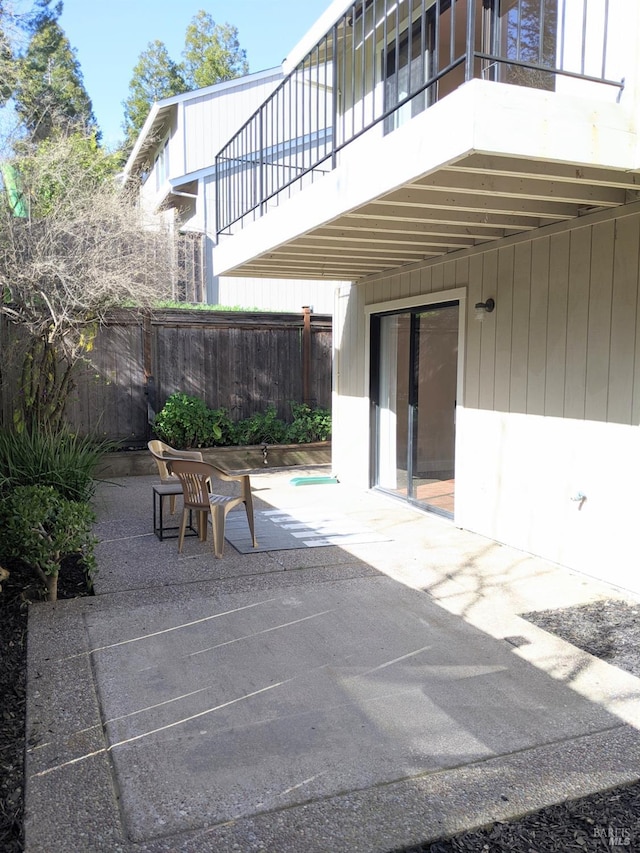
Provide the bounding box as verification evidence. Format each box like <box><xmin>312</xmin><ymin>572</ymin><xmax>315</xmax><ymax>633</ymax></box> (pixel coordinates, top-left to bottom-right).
<box><xmin>13</xmin><ymin>13</ymin><xmax>96</xmax><ymax>143</ymax></box>
<box><xmin>122</xmin><ymin>40</ymin><xmax>188</xmax><ymax>146</ymax></box>
<box><xmin>122</xmin><ymin>11</ymin><xmax>250</xmax><ymax>147</ymax></box>
<box><xmin>0</xmin><ymin>21</ymin><xmax>14</xmax><ymax>106</ymax></box>
<box><xmin>181</xmin><ymin>10</ymin><xmax>248</xmax><ymax>90</ymax></box>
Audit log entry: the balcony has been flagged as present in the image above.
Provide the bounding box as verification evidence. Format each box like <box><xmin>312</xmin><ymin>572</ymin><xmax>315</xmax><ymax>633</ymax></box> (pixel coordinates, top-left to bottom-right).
<box><xmin>214</xmin><ymin>0</ymin><xmax>639</xmax><ymax>281</ymax></box>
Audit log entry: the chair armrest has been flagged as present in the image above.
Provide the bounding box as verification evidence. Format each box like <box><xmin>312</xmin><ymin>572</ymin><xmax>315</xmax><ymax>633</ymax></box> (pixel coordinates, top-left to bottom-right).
<box><xmin>164</xmin><ymin>449</ymin><xmax>203</xmax><ymax>462</ymax></box>
<box><xmin>204</xmin><ymin>465</ymin><xmax>253</xmax><ymax>500</ymax></box>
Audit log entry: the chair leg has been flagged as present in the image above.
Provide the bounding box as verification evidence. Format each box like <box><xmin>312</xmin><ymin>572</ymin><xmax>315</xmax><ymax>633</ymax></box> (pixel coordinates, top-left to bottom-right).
<box><xmin>177</xmin><ymin>509</ymin><xmax>188</xmax><ymax>553</ymax></box>
<box><xmin>198</xmin><ymin>510</ymin><xmax>208</xmax><ymax>541</ymax></box>
<box><xmin>169</xmin><ymin>494</ymin><xmax>176</xmax><ymax>514</ymax></box>
<box><xmin>244</xmin><ymin>491</ymin><xmax>258</xmax><ymax>548</ymax></box>
<box><xmin>212</xmin><ymin>506</ymin><xmax>225</xmax><ymax>558</ymax></box>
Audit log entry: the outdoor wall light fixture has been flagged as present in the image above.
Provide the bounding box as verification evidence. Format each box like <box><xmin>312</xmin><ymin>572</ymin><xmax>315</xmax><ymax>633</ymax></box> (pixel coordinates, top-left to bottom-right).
<box><xmin>474</xmin><ymin>297</ymin><xmax>495</xmax><ymax>320</ymax></box>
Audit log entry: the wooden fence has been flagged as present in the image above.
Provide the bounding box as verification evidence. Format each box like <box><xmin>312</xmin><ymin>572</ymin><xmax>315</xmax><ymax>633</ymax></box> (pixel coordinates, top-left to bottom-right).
<box><xmin>0</xmin><ymin>308</ymin><xmax>332</xmax><ymax>446</ymax></box>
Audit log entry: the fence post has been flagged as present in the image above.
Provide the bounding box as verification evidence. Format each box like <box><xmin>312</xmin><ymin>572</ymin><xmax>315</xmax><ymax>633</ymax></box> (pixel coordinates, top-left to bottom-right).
<box><xmin>302</xmin><ymin>306</ymin><xmax>311</xmax><ymax>405</ymax></box>
<box><xmin>143</xmin><ymin>312</ymin><xmax>155</xmax><ymax>437</ymax></box>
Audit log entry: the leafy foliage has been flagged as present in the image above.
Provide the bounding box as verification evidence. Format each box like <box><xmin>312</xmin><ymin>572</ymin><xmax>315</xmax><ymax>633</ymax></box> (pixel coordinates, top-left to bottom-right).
<box><xmin>153</xmin><ymin>396</ymin><xmax>331</xmax><ymax>449</ymax></box>
<box><xmin>233</xmin><ymin>405</ymin><xmax>288</xmax><ymax>446</ymax></box>
<box><xmin>18</xmin><ymin>131</ymin><xmax>122</xmax><ymax>217</ymax></box>
<box><xmin>182</xmin><ymin>11</ymin><xmax>248</xmax><ymax>90</ymax></box>
<box><xmin>0</xmin><ymin>427</ymin><xmax>110</xmax><ymax>502</ymax></box>
<box><xmin>285</xmin><ymin>403</ymin><xmax>332</xmax><ymax>443</ymax></box>
<box><xmin>0</xmin><ymin>484</ymin><xmax>96</xmax><ymax>602</ymax></box>
<box><xmin>208</xmin><ymin>407</ymin><xmax>239</xmax><ymax>447</ymax></box>
<box><xmin>152</xmin><ymin>392</ymin><xmax>223</xmax><ymax>449</ymax></box>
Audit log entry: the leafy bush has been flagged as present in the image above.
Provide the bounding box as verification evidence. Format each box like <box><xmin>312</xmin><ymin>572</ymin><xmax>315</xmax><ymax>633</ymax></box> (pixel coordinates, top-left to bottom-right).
<box><xmin>285</xmin><ymin>403</ymin><xmax>332</xmax><ymax>443</ymax></box>
<box><xmin>234</xmin><ymin>405</ymin><xmax>288</xmax><ymax>445</ymax></box>
<box><xmin>152</xmin><ymin>393</ymin><xmax>223</xmax><ymax>449</ymax></box>
<box><xmin>209</xmin><ymin>407</ymin><xmax>239</xmax><ymax>447</ymax></box>
<box><xmin>0</xmin><ymin>427</ymin><xmax>110</xmax><ymax>501</ymax></box>
<box><xmin>152</xmin><ymin>395</ymin><xmax>332</xmax><ymax>447</ymax></box>
<box><xmin>0</xmin><ymin>485</ymin><xmax>96</xmax><ymax>602</ymax></box>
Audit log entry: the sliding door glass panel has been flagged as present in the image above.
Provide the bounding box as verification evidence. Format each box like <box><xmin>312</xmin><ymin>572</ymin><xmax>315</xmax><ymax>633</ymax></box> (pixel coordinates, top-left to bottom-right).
<box><xmin>377</xmin><ymin>313</ymin><xmax>411</xmax><ymax>496</ymax></box>
<box><xmin>374</xmin><ymin>303</ymin><xmax>458</xmax><ymax>515</ymax></box>
<box><xmin>412</xmin><ymin>305</ymin><xmax>458</xmax><ymax>514</ymax></box>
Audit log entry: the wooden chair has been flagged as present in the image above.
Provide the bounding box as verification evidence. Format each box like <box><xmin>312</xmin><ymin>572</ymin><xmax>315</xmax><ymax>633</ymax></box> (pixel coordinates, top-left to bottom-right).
<box><xmin>167</xmin><ymin>458</ymin><xmax>258</xmax><ymax>558</ymax></box>
<box><xmin>147</xmin><ymin>440</ymin><xmax>204</xmax><ymax>515</ymax></box>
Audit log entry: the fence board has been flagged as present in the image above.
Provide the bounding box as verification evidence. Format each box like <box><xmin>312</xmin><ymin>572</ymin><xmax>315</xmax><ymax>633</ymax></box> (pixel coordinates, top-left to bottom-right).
<box><xmin>0</xmin><ymin>309</ymin><xmax>332</xmax><ymax>445</ymax></box>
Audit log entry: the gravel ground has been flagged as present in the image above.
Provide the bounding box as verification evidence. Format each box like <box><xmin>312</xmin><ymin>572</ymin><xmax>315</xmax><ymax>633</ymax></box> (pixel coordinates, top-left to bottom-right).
<box><xmin>1</xmin><ymin>578</ymin><xmax>639</xmax><ymax>852</ymax></box>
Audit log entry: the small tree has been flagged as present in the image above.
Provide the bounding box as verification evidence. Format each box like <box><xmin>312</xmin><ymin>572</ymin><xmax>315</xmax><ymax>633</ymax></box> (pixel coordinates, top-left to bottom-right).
<box><xmin>0</xmin><ymin>483</ymin><xmax>96</xmax><ymax>602</ymax></box>
<box><xmin>0</xmin><ymin>132</ymin><xmax>178</xmax><ymax>432</ymax></box>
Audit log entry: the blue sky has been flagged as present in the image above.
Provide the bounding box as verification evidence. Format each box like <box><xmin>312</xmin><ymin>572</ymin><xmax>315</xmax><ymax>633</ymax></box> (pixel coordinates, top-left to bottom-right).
<box><xmin>58</xmin><ymin>0</ymin><xmax>332</xmax><ymax>149</ymax></box>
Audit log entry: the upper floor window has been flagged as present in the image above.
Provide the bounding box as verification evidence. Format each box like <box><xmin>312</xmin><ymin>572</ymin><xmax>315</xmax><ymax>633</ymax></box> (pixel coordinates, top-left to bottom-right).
<box><xmin>383</xmin><ymin>0</ymin><xmax>557</xmax><ymax>135</ymax></box>
<box><xmin>497</xmin><ymin>0</ymin><xmax>557</xmax><ymax>90</ymax></box>
<box><xmin>383</xmin><ymin>0</ymin><xmax>456</xmax><ymax>134</ymax></box>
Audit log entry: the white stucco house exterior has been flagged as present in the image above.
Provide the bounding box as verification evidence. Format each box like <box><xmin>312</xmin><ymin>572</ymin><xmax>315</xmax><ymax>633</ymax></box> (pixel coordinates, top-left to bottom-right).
<box><xmin>122</xmin><ymin>69</ymin><xmax>341</xmax><ymax>313</ymax></box>
<box><xmin>211</xmin><ymin>0</ymin><xmax>640</xmax><ymax>597</ymax></box>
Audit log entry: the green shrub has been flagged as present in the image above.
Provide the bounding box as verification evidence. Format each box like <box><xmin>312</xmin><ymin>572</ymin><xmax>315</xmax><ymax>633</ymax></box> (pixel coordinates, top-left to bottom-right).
<box><xmin>0</xmin><ymin>427</ymin><xmax>110</xmax><ymax>501</ymax></box>
<box><xmin>208</xmin><ymin>407</ymin><xmax>239</xmax><ymax>446</ymax></box>
<box><xmin>234</xmin><ymin>405</ymin><xmax>288</xmax><ymax>445</ymax></box>
<box><xmin>152</xmin><ymin>393</ymin><xmax>223</xmax><ymax>449</ymax></box>
<box><xmin>0</xmin><ymin>484</ymin><xmax>96</xmax><ymax>602</ymax></box>
<box><xmin>285</xmin><ymin>403</ymin><xmax>332</xmax><ymax>443</ymax></box>
<box><xmin>151</xmin><ymin>395</ymin><xmax>332</xmax><ymax>448</ymax></box>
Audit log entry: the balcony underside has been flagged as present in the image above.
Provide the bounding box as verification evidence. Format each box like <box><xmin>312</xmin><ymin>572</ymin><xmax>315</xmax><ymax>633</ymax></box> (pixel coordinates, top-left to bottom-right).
<box><xmin>213</xmin><ymin>81</ymin><xmax>640</xmax><ymax>282</ymax></box>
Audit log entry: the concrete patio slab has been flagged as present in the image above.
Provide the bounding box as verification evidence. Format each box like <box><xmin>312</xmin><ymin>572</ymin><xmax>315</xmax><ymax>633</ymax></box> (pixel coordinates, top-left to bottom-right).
<box><xmin>24</xmin><ymin>472</ymin><xmax>640</xmax><ymax>852</ymax></box>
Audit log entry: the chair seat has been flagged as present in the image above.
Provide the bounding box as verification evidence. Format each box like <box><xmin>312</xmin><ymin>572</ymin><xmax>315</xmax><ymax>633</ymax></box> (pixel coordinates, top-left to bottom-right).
<box><xmin>209</xmin><ymin>494</ymin><xmax>240</xmax><ymax>508</ymax></box>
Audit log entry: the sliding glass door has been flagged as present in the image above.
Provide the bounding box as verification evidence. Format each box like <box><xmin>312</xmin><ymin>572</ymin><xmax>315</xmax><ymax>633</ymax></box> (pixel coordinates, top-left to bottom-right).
<box><xmin>372</xmin><ymin>302</ymin><xmax>458</xmax><ymax>516</ymax></box>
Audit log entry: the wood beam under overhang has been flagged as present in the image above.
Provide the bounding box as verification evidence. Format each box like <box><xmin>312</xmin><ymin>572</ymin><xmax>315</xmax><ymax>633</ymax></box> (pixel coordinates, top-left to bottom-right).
<box><xmin>345</xmin><ymin>208</ymin><xmax>540</xmax><ymax>231</ymax></box>
<box><xmin>444</xmin><ymin>154</ymin><xmax>640</xmax><ymax>190</ymax></box>
<box><xmin>410</xmin><ymin>172</ymin><xmax>625</xmax><ymax>207</ymax></box>
<box><xmin>375</xmin><ymin>190</ymin><xmax>578</xmax><ymax>220</ymax></box>
<box><xmin>321</xmin><ymin>218</ymin><xmax>506</xmax><ymax>241</ymax></box>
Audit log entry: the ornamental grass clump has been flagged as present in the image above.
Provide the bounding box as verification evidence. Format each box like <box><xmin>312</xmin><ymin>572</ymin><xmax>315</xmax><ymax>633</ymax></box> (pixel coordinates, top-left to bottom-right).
<box><xmin>0</xmin><ymin>426</ymin><xmax>109</xmax><ymax>502</ymax></box>
<box><xmin>0</xmin><ymin>484</ymin><xmax>96</xmax><ymax>603</ymax></box>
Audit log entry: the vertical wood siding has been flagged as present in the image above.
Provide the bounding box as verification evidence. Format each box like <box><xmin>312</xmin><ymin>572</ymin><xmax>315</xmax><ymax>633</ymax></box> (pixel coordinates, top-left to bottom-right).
<box><xmin>358</xmin><ymin>208</ymin><xmax>640</xmax><ymax>428</ymax></box>
<box><xmin>182</xmin><ymin>74</ymin><xmax>282</xmax><ymax>176</ymax></box>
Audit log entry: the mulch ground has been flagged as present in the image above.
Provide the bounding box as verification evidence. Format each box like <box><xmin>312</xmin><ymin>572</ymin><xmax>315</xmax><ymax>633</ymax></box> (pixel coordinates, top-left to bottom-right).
<box><xmin>1</xmin><ymin>570</ymin><xmax>639</xmax><ymax>852</ymax></box>
<box><xmin>395</xmin><ymin>784</ymin><xmax>640</xmax><ymax>851</ymax></box>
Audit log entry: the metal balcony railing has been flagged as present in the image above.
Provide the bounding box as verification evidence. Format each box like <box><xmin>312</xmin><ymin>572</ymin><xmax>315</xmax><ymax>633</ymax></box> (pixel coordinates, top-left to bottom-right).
<box><xmin>216</xmin><ymin>0</ymin><xmax>623</xmax><ymax>236</ymax></box>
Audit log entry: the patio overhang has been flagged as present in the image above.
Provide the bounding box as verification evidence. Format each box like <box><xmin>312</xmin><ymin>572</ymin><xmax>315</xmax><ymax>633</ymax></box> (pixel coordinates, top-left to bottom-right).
<box><xmin>213</xmin><ymin>80</ymin><xmax>640</xmax><ymax>282</ymax></box>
